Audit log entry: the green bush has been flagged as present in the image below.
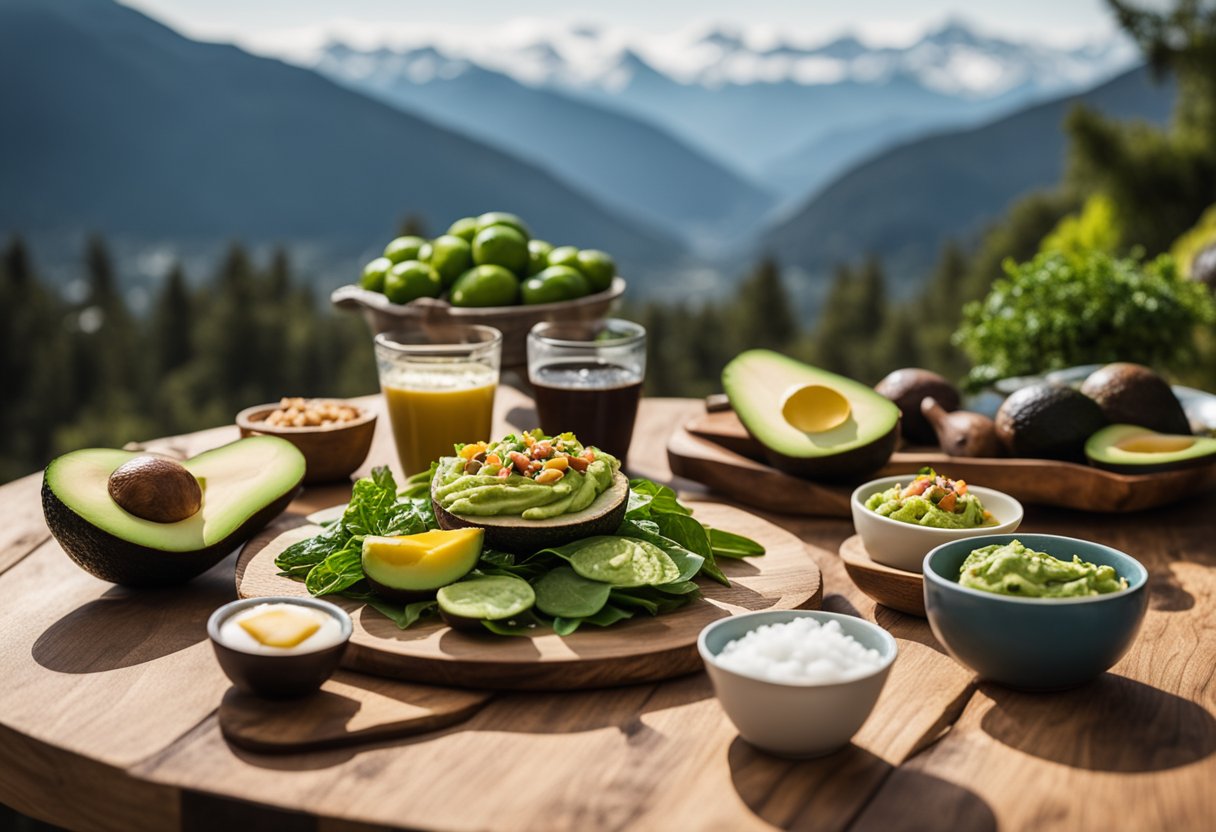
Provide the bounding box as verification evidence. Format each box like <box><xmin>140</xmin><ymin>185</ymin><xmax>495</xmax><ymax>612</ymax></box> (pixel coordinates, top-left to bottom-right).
<box><xmin>954</xmin><ymin>249</ymin><xmax>1215</xmax><ymax>389</ymax></box>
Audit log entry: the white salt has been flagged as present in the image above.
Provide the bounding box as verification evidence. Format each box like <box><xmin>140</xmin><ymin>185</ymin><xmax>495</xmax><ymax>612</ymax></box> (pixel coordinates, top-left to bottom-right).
<box><xmin>715</xmin><ymin>617</ymin><xmax>884</xmax><ymax>684</ymax></box>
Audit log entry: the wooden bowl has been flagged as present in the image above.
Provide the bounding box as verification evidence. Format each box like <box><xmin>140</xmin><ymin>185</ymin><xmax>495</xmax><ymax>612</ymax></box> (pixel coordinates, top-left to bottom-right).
<box><xmin>330</xmin><ymin>277</ymin><xmax>626</xmax><ymax>370</ymax></box>
<box><xmin>839</xmin><ymin>535</ymin><xmax>926</xmax><ymax>617</ymax></box>
<box><xmin>236</xmin><ymin>400</ymin><xmax>376</xmax><ymax>485</ymax></box>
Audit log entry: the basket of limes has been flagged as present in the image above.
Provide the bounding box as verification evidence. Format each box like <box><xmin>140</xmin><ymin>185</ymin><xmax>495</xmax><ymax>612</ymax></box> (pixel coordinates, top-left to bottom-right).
<box><xmin>332</xmin><ymin>212</ymin><xmax>625</xmax><ymax>368</ymax></box>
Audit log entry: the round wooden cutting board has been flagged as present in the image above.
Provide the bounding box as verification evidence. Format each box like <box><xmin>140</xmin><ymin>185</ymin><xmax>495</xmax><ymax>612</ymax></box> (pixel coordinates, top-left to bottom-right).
<box><xmin>236</xmin><ymin>503</ymin><xmax>821</xmax><ymax>690</ymax></box>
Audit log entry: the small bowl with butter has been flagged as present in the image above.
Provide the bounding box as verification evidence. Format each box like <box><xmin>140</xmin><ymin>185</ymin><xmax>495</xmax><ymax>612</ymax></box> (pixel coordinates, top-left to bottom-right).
<box><xmin>207</xmin><ymin>597</ymin><xmax>352</xmax><ymax>698</ymax></box>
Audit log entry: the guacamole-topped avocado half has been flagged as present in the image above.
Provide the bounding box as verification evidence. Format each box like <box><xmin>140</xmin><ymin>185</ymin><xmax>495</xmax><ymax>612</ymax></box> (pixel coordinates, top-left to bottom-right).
<box><xmin>959</xmin><ymin>539</ymin><xmax>1127</xmax><ymax>598</ymax></box>
<box><xmin>433</xmin><ymin>430</ymin><xmax>620</xmax><ymax>520</ymax></box>
<box><xmin>865</xmin><ymin>469</ymin><xmax>996</xmax><ymax>529</ymax></box>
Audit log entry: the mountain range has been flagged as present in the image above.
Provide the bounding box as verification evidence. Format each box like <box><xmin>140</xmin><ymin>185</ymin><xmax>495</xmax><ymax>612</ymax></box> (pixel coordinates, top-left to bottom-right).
<box><xmin>0</xmin><ymin>0</ymin><xmax>674</xmax><ymax>283</ymax></box>
<box><xmin>306</xmin><ymin>21</ymin><xmax>1137</xmax><ymax>194</ymax></box>
<box><xmin>760</xmin><ymin>64</ymin><xmax>1176</xmax><ymax>293</ymax></box>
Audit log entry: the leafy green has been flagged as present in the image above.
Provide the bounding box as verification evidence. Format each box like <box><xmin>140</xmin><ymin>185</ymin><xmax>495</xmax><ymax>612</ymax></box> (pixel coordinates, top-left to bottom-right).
<box><xmin>653</xmin><ymin>513</ymin><xmax>727</xmax><ymax>586</ymax></box>
<box><xmin>955</xmin><ymin>250</ymin><xmax>1216</xmax><ymax>389</ymax></box>
<box><xmin>534</xmin><ymin>567</ymin><xmax>611</xmax><ymax>618</ymax></box>
<box><xmin>617</xmin><ymin>519</ymin><xmax>704</xmax><ymax>582</ymax></box>
<box><xmin>708</xmin><ymin>528</ymin><xmax>766</xmax><ymax>559</ymax></box>
<box><xmin>626</xmin><ymin>478</ymin><xmax>692</xmax><ymax>519</ymax></box>
<box><xmin>304</xmin><ymin>545</ymin><xmax>363</xmax><ymax>596</ymax></box>
<box><xmin>553</xmin><ymin>603</ymin><xmax>634</xmax><ymax>635</ymax></box>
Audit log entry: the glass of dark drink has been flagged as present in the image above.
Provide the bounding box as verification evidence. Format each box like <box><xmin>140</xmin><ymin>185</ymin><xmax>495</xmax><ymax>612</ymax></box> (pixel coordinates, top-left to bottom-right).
<box><xmin>527</xmin><ymin>318</ymin><xmax>646</xmax><ymax>461</ymax></box>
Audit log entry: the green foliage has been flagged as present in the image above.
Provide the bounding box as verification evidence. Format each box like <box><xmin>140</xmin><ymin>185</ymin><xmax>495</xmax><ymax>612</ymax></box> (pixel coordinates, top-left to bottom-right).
<box><xmin>1040</xmin><ymin>193</ymin><xmax>1122</xmax><ymax>258</ymax></box>
<box><xmin>1171</xmin><ymin>202</ymin><xmax>1216</xmax><ymax>274</ymax></box>
<box><xmin>0</xmin><ymin>234</ymin><xmax>378</xmax><ymax>483</ymax></box>
<box><xmin>808</xmin><ymin>256</ymin><xmax>887</xmax><ymax>383</ymax></box>
<box><xmin>955</xmin><ymin>249</ymin><xmax>1216</xmax><ymax>388</ymax></box>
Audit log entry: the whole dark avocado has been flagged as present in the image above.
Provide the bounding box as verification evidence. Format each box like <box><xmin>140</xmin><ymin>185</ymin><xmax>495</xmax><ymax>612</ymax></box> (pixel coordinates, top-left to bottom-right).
<box><xmin>995</xmin><ymin>383</ymin><xmax>1107</xmax><ymax>462</ymax></box>
<box><xmin>1079</xmin><ymin>363</ymin><xmax>1191</xmax><ymax>435</ymax></box>
<box><xmin>1191</xmin><ymin>242</ymin><xmax>1216</xmax><ymax>291</ymax></box>
<box><xmin>875</xmin><ymin>368</ymin><xmax>961</xmax><ymax>445</ymax></box>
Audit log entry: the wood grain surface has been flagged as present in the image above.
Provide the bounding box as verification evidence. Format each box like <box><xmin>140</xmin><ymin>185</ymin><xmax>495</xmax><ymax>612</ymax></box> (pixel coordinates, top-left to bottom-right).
<box><xmin>0</xmin><ymin>394</ymin><xmax>1213</xmax><ymax>832</ymax></box>
<box><xmin>680</xmin><ymin>409</ymin><xmax>1216</xmax><ymax>514</ymax></box>
<box><xmin>236</xmin><ymin>502</ymin><xmax>823</xmax><ymax>690</ymax></box>
<box><xmin>838</xmin><ymin>535</ymin><xmax>926</xmax><ymax>618</ymax></box>
<box><xmin>219</xmin><ymin>670</ymin><xmax>493</xmax><ymax>754</ymax></box>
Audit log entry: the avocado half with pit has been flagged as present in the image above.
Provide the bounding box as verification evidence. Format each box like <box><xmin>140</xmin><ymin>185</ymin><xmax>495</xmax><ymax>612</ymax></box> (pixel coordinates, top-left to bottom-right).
<box><xmin>42</xmin><ymin>436</ymin><xmax>305</xmax><ymax>586</ymax></box>
<box><xmin>722</xmin><ymin>350</ymin><xmax>900</xmax><ymax>481</ymax></box>
<box><xmin>1085</xmin><ymin>424</ymin><xmax>1216</xmax><ymax>474</ymax></box>
<box><xmin>431</xmin><ymin>467</ymin><xmax>630</xmax><ymax>554</ymax></box>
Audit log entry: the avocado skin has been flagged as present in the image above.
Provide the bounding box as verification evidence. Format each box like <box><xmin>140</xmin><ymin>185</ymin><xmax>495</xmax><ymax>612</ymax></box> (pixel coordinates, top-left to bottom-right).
<box><xmin>1079</xmin><ymin>363</ymin><xmax>1190</xmax><ymax>435</ymax></box>
<box><xmin>42</xmin><ymin>478</ymin><xmax>301</xmax><ymax>587</ymax></box>
<box><xmin>1085</xmin><ymin>425</ymin><xmax>1216</xmax><ymax>474</ymax></box>
<box><xmin>996</xmin><ymin>384</ymin><xmax>1107</xmax><ymax>462</ymax></box>
<box><xmin>756</xmin><ymin>423</ymin><xmax>900</xmax><ymax>482</ymax></box>
<box><xmin>431</xmin><ymin>491</ymin><xmax>628</xmax><ymax>554</ymax></box>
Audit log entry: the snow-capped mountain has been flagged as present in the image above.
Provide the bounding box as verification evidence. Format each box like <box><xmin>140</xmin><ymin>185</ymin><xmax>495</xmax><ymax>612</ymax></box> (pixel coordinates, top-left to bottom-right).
<box><xmin>306</xmin><ymin>20</ymin><xmax>1137</xmax><ymax>190</ymax></box>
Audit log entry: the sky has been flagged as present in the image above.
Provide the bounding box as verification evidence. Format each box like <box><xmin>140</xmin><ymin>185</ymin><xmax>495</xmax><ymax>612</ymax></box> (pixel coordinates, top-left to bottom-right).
<box><xmin>118</xmin><ymin>0</ymin><xmax>1121</xmax><ymax>55</ymax></box>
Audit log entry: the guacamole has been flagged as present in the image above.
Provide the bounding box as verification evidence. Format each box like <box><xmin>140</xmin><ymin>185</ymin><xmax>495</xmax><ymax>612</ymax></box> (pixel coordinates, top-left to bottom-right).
<box><xmin>433</xmin><ymin>430</ymin><xmax>619</xmax><ymax>520</ymax></box>
<box><xmin>959</xmin><ymin>539</ymin><xmax>1127</xmax><ymax>598</ymax></box>
<box><xmin>865</xmin><ymin>471</ymin><xmax>995</xmax><ymax>529</ymax></box>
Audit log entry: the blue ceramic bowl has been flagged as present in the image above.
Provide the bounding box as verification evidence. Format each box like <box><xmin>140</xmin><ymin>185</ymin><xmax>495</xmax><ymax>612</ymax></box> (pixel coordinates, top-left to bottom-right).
<box><xmin>923</xmin><ymin>533</ymin><xmax>1148</xmax><ymax>691</ymax></box>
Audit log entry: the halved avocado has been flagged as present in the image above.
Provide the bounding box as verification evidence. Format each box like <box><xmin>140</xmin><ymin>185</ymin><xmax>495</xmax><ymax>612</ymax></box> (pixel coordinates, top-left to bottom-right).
<box><xmin>1085</xmin><ymin>424</ymin><xmax>1216</xmax><ymax>474</ymax></box>
<box><xmin>722</xmin><ymin>350</ymin><xmax>900</xmax><ymax>481</ymax></box>
<box><xmin>42</xmin><ymin>437</ymin><xmax>305</xmax><ymax>586</ymax></box>
<box><xmin>431</xmin><ymin>468</ymin><xmax>629</xmax><ymax>554</ymax></box>
<box><xmin>361</xmin><ymin>528</ymin><xmax>483</xmax><ymax>602</ymax></box>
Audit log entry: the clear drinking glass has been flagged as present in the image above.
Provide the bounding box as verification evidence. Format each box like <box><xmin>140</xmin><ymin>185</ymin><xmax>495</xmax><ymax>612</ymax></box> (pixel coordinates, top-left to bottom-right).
<box><xmin>526</xmin><ymin>318</ymin><xmax>646</xmax><ymax>461</ymax></box>
<box><xmin>374</xmin><ymin>325</ymin><xmax>502</xmax><ymax>475</ymax></box>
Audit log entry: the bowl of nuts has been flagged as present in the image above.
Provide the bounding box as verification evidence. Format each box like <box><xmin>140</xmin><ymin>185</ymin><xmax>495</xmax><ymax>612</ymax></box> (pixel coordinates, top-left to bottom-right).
<box><xmin>236</xmin><ymin>398</ymin><xmax>376</xmax><ymax>484</ymax></box>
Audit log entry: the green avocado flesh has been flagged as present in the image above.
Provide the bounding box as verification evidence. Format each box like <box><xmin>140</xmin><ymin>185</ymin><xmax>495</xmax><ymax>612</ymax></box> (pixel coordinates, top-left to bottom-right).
<box><xmin>361</xmin><ymin>530</ymin><xmax>482</xmax><ymax>599</ymax></box>
<box><xmin>1085</xmin><ymin>424</ymin><xmax>1216</xmax><ymax>474</ymax></box>
<box><xmin>722</xmin><ymin>350</ymin><xmax>900</xmax><ymax>481</ymax></box>
<box><xmin>436</xmin><ymin>575</ymin><xmax>536</xmax><ymax>622</ymax></box>
<box><xmin>43</xmin><ymin>437</ymin><xmax>305</xmax><ymax>585</ymax></box>
<box><xmin>960</xmin><ymin>539</ymin><xmax>1126</xmax><ymax>598</ymax></box>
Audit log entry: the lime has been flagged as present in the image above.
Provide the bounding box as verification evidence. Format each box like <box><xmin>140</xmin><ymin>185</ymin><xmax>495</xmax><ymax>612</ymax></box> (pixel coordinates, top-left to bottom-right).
<box><xmin>472</xmin><ymin>226</ymin><xmax>529</xmax><ymax>275</ymax></box>
<box><xmin>384</xmin><ymin>260</ymin><xmax>441</xmax><ymax>304</ymax></box>
<box><xmin>521</xmin><ymin>266</ymin><xmax>590</xmax><ymax>304</ymax></box>
<box><xmin>447</xmin><ymin>216</ymin><xmax>479</xmax><ymax>242</ymax></box>
<box><xmin>547</xmin><ymin>245</ymin><xmax>581</xmax><ymax>271</ymax></box>
<box><xmin>576</xmin><ymin>249</ymin><xmax>616</xmax><ymax>293</ymax></box>
<box><xmin>450</xmin><ymin>265</ymin><xmax>519</xmax><ymax>307</ymax></box>
<box><xmin>360</xmin><ymin>256</ymin><xmax>392</xmax><ymax>293</ymax></box>
<box><xmin>476</xmin><ymin>211</ymin><xmax>530</xmax><ymax>241</ymax></box>
<box><xmin>527</xmin><ymin>239</ymin><xmax>553</xmax><ymax>275</ymax></box>
<box><xmin>384</xmin><ymin>235</ymin><xmax>427</xmax><ymax>264</ymax></box>
<box><xmin>426</xmin><ymin>235</ymin><xmax>473</xmax><ymax>289</ymax></box>
<box><xmin>417</xmin><ymin>242</ymin><xmax>433</xmax><ymax>263</ymax></box>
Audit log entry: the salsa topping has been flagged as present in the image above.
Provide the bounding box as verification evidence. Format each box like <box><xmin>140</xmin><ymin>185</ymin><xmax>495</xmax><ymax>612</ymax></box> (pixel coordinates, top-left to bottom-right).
<box><xmin>865</xmin><ymin>468</ymin><xmax>996</xmax><ymax>529</ymax></box>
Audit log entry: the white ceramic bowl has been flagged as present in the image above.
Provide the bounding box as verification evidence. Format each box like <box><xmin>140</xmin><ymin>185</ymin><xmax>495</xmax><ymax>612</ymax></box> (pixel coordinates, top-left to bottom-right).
<box><xmin>698</xmin><ymin>610</ymin><xmax>897</xmax><ymax>758</ymax></box>
<box><xmin>850</xmin><ymin>475</ymin><xmax>1023</xmax><ymax>573</ymax></box>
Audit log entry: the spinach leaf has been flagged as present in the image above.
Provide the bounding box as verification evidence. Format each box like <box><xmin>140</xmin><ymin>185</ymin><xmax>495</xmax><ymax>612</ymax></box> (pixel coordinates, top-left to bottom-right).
<box><xmin>609</xmin><ymin>586</ymin><xmax>693</xmax><ymax>615</ymax></box>
<box><xmin>553</xmin><ymin>603</ymin><xmax>634</xmax><ymax>636</ymax></box>
<box><xmin>481</xmin><ymin>609</ymin><xmax>545</xmax><ymax>636</ymax></box>
<box><xmin>275</xmin><ymin>523</ymin><xmax>349</xmax><ymax>578</ymax></box>
<box><xmin>708</xmin><ymin>528</ymin><xmax>766</xmax><ymax>558</ymax></box>
<box><xmin>617</xmin><ymin>520</ymin><xmax>705</xmax><ymax>584</ymax></box>
<box><xmin>652</xmin><ymin>580</ymin><xmax>700</xmax><ymax>596</ymax></box>
<box><xmin>626</xmin><ymin>478</ymin><xmax>692</xmax><ymax>519</ymax></box>
<box><xmin>305</xmin><ymin>544</ymin><xmax>364</xmax><ymax>596</ymax></box>
<box><xmin>399</xmin><ymin>463</ymin><xmax>437</xmax><ymax>500</ymax></box>
<box><xmin>534</xmin><ymin>567</ymin><xmax>611</xmax><ymax>618</ymax></box>
<box><xmin>653</xmin><ymin>514</ymin><xmax>728</xmax><ymax>586</ymax></box>
<box><xmin>552</xmin><ymin>617</ymin><xmax>582</xmax><ymax>636</ymax></box>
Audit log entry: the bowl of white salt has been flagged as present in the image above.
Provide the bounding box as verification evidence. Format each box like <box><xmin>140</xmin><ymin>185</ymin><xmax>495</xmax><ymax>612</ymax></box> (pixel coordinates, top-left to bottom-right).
<box><xmin>697</xmin><ymin>610</ymin><xmax>897</xmax><ymax>757</ymax></box>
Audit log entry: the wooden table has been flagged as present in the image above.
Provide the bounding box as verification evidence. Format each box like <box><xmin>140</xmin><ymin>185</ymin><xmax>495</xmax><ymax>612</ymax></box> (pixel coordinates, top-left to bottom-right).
<box><xmin>1</xmin><ymin>390</ymin><xmax>1213</xmax><ymax>832</ymax></box>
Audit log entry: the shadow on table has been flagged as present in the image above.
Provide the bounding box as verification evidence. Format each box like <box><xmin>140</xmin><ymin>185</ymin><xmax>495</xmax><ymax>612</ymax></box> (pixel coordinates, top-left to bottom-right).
<box><xmin>727</xmin><ymin>737</ymin><xmax>995</xmax><ymax>831</ymax></box>
<box><xmin>980</xmin><ymin>674</ymin><xmax>1216</xmax><ymax>772</ymax></box>
<box><xmin>30</xmin><ymin>556</ymin><xmax>234</xmax><ymax>674</ymax></box>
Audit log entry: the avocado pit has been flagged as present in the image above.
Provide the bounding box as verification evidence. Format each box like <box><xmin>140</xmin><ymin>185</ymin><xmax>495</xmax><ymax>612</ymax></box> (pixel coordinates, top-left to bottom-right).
<box><xmin>782</xmin><ymin>384</ymin><xmax>852</xmax><ymax>433</ymax></box>
<box><xmin>107</xmin><ymin>456</ymin><xmax>203</xmax><ymax>523</ymax></box>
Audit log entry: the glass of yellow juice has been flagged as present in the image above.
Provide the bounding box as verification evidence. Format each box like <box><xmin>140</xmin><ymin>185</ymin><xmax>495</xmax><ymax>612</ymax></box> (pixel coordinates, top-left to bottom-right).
<box><xmin>374</xmin><ymin>325</ymin><xmax>502</xmax><ymax>475</ymax></box>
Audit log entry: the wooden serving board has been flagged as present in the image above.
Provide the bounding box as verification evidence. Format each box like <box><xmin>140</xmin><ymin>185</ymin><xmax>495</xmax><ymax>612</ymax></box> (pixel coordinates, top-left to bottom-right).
<box><xmin>838</xmin><ymin>535</ymin><xmax>925</xmax><ymax>618</ymax></box>
<box><xmin>235</xmin><ymin>503</ymin><xmax>822</xmax><ymax>691</ymax></box>
<box><xmin>675</xmin><ymin>409</ymin><xmax>1216</xmax><ymax>514</ymax></box>
<box><xmin>219</xmin><ymin>670</ymin><xmax>492</xmax><ymax>754</ymax></box>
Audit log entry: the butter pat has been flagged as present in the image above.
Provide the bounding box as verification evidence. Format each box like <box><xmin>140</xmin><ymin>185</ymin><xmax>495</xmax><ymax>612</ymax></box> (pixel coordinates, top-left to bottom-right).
<box><xmin>219</xmin><ymin>602</ymin><xmax>344</xmax><ymax>655</ymax></box>
<box><xmin>238</xmin><ymin>608</ymin><xmax>321</xmax><ymax>648</ymax></box>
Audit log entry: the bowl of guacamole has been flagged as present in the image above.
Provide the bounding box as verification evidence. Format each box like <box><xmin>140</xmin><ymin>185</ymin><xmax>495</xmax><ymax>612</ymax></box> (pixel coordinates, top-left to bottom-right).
<box><xmin>850</xmin><ymin>472</ymin><xmax>1023</xmax><ymax>573</ymax></box>
<box><xmin>923</xmin><ymin>533</ymin><xmax>1148</xmax><ymax>691</ymax></box>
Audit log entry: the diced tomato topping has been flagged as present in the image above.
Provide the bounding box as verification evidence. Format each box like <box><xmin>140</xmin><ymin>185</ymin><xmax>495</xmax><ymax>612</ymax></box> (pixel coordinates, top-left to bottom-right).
<box><xmin>485</xmin><ymin>453</ymin><xmax>501</xmax><ymax>466</ymax></box>
<box><xmin>938</xmin><ymin>492</ymin><xmax>958</xmax><ymax>512</ymax></box>
<box><xmin>567</xmin><ymin>456</ymin><xmax>589</xmax><ymax>472</ymax></box>
<box><xmin>496</xmin><ymin>467</ymin><xmax>511</xmax><ymax>479</ymax></box>
<box><xmin>531</xmin><ymin>441</ymin><xmax>552</xmax><ymax>460</ymax></box>
<box><xmin>508</xmin><ymin>451</ymin><xmax>532</xmax><ymax>471</ymax></box>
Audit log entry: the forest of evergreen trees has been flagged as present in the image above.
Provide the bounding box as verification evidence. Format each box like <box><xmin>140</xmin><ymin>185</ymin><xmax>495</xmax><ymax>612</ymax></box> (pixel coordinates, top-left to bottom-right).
<box><xmin>3</xmin><ymin>0</ymin><xmax>1215</xmax><ymax>485</ymax></box>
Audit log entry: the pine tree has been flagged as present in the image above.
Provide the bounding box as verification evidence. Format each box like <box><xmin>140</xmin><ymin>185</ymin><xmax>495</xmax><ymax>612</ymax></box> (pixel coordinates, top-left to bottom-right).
<box><xmin>154</xmin><ymin>262</ymin><xmax>193</xmax><ymax>376</ymax></box>
<box><xmin>734</xmin><ymin>256</ymin><xmax>798</xmax><ymax>352</ymax></box>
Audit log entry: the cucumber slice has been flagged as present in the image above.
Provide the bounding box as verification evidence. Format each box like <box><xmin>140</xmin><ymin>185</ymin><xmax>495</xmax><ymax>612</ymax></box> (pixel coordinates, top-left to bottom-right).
<box><xmin>437</xmin><ymin>575</ymin><xmax>536</xmax><ymax>631</ymax></box>
<box><xmin>568</xmin><ymin>537</ymin><xmax>679</xmax><ymax>588</ymax></box>
<box><xmin>534</xmin><ymin>566</ymin><xmax>611</xmax><ymax>618</ymax></box>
